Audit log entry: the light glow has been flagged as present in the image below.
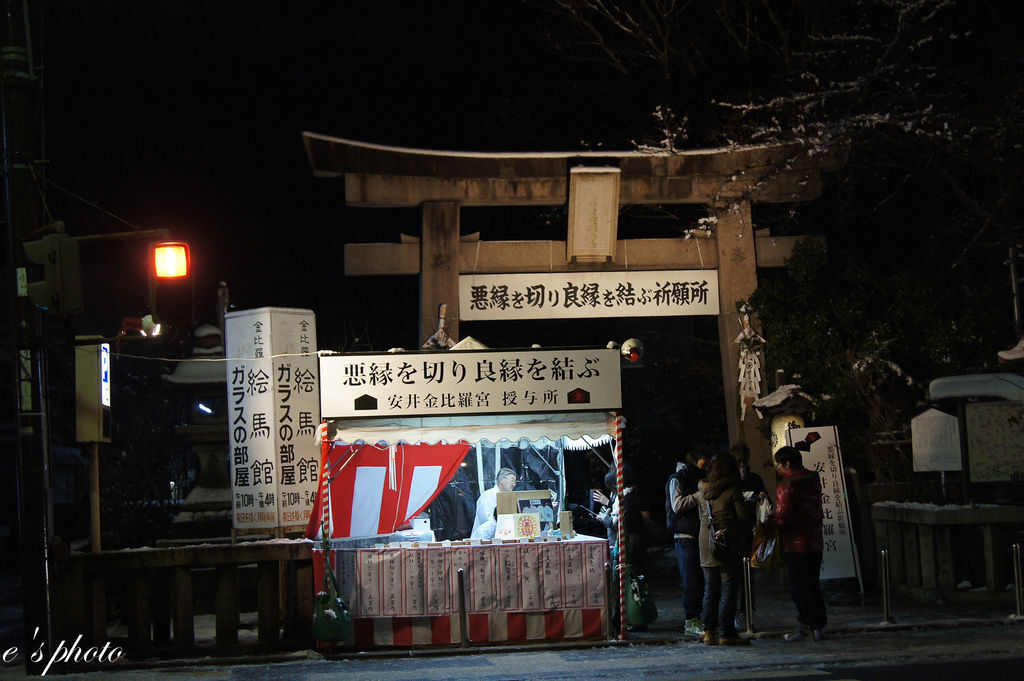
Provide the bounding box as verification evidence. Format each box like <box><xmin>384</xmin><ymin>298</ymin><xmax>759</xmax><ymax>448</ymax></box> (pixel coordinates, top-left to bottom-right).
<box><xmin>153</xmin><ymin>242</ymin><xmax>190</xmax><ymax>278</ymax></box>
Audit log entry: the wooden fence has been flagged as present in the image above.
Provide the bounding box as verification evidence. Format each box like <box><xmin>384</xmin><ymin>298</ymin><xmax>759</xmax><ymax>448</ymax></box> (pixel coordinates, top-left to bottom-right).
<box><xmin>51</xmin><ymin>540</ymin><xmax>313</xmax><ymax>657</ymax></box>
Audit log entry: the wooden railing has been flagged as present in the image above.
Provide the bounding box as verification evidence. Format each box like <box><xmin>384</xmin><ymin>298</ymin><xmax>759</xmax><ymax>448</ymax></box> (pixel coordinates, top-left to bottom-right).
<box><xmin>51</xmin><ymin>540</ymin><xmax>313</xmax><ymax>657</ymax></box>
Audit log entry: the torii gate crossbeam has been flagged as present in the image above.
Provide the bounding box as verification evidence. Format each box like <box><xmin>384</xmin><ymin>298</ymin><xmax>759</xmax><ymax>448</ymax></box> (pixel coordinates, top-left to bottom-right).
<box><xmin>303</xmin><ymin>132</ymin><xmax>845</xmax><ymax>475</ymax></box>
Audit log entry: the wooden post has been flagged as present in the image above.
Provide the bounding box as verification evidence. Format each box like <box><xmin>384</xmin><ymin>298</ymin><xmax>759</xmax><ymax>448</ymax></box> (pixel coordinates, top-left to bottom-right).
<box><xmin>919</xmin><ymin>525</ymin><xmax>938</xmax><ymax>590</ymax></box>
<box><xmin>420</xmin><ymin>201</ymin><xmax>461</xmax><ymax>346</ymax></box>
<box><xmin>293</xmin><ymin>559</ymin><xmax>313</xmax><ymax>643</ymax></box>
<box><xmin>257</xmin><ymin>561</ymin><xmax>281</xmax><ymax>643</ymax></box>
<box><xmin>215</xmin><ymin>564</ymin><xmax>239</xmax><ymax>646</ymax></box>
<box><xmin>713</xmin><ymin>200</ymin><xmax>770</xmax><ymax>467</ymax></box>
<box><xmin>125</xmin><ymin>569</ymin><xmax>152</xmax><ymax>655</ymax></box>
<box><xmin>172</xmin><ymin>566</ymin><xmax>194</xmax><ymax>650</ymax></box>
<box><xmin>87</xmin><ymin>566</ymin><xmax>107</xmax><ymax>644</ymax></box>
<box><xmin>151</xmin><ymin>568</ymin><xmax>171</xmax><ymax>645</ymax></box>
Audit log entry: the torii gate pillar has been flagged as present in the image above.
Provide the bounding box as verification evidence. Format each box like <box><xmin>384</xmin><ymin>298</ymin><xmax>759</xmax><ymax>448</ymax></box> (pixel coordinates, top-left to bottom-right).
<box><xmin>713</xmin><ymin>200</ymin><xmax>763</xmax><ymax>455</ymax></box>
<box><xmin>421</xmin><ymin>202</ymin><xmax>461</xmax><ymax>343</ymax></box>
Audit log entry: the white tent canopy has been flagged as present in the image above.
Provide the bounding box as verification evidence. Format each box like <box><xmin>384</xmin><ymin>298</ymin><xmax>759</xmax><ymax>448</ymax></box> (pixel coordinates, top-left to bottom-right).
<box><xmin>328</xmin><ymin>410</ymin><xmax>617</xmax><ymax>446</ymax></box>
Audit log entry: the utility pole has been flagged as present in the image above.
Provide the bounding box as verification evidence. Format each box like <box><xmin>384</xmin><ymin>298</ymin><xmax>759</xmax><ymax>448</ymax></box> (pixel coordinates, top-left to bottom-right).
<box><xmin>2</xmin><ymin>0</ymin><xmax>52</xmax><ymax>674</ymax></box>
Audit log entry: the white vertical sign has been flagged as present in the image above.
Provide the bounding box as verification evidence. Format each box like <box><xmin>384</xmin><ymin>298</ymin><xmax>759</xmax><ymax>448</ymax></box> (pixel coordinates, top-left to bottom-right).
<box><xmin>100</xmin><ymin>343</ymin><xmax>111</xmax><ymax>408</ymax></box>
<box><xmin>911</xmin><ymin>408</ymin><xmax>961</xmax><ymax>472</ymax></box>
<box><xmin>785</xmin><ymin>426</ymin><xmax>859</xmax><ymax>582</ymax></box>
<box><xmin>225</xmin><ymin>307</ymin><xmax>320</xmax><ymax>532</ymax></box>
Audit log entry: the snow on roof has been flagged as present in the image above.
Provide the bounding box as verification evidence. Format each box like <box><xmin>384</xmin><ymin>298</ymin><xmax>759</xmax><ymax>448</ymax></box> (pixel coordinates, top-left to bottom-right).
<box><xmin>753</xmin><ymin>384</ymin><xmax>815</xmax><ymax>411</ymax></box>
<box><xmin>450</xmin><ymin>335</ymin><xmax>489</xmax><ymax>350</ymax></box>
<box><xmin>929</xmin><ymin>373</ymin><xmax>1024</xmax><ymax>402</ymax></box>
<box><xmin>194</xmin><ymin>323</ymin><xmax>221</xmax><ymax>339</ymax></box>
<box><xmin>302</xmin><ymin>132</ymin><xmax>794</xmax><ymax>160</ymax></box>
<box><xmin>163</xmin><ymin>356</ymin><xmax>226</xmax><ymax>385</ymax></box>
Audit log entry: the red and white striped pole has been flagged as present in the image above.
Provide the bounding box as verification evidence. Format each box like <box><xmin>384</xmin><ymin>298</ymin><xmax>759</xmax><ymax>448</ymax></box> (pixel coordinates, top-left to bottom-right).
<box><xmin>318</xmin><ymin>422</ymin><xmax>331</xmax><ymax>538</ymax></box>
<box><xmin>614</xmin><ymin>413</ymin><xmax>627</xmax><ymax>639</ymax></box>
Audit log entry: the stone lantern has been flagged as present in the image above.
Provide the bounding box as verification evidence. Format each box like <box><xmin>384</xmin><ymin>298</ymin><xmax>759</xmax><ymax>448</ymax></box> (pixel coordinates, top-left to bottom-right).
<box><xmin>753</xmin><ymin>383</ymin><xmax>815</xmax><ymax>454</ymax></box>
<box><xmin>164</xmin><ymin>323</ymin><xmax>231</xmax><ymax>540</ymax></box>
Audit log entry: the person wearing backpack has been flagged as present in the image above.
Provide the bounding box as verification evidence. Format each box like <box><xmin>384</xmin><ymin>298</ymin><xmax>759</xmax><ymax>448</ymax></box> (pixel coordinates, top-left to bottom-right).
<box><xmin>666</xmin><ymin>447</ymin><xmax>710</xmax><ymax>636</ymax></box>
<box><xmin>678</xmin><ymin>452</ymin><xmax>752</xmax><ymax>646</ymax></box>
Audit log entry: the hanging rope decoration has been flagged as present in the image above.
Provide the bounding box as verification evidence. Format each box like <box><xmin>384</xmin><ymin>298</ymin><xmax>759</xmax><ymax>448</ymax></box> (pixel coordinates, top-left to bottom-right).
<box><xmin>734</xmin><ymin>301</ymin><xmax>766</xmax><ymax>421</ymax></box>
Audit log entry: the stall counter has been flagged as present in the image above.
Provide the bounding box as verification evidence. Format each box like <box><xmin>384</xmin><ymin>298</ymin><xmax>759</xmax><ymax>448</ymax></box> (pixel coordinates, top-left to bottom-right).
<box><xmin>313</xmin><ymin>534</ymin><xmax>609</xmax><ymax>647</ymax></box>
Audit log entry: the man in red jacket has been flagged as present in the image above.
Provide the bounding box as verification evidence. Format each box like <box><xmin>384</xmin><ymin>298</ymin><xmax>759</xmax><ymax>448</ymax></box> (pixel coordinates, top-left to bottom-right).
<box><xmin>770</xmin><ymin>445</ymin><xmax>827</xmax><ymax>641</ymax></box>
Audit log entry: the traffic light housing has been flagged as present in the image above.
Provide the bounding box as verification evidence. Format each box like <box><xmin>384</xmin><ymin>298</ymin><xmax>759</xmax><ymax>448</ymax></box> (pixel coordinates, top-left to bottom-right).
<box><xmin>22</xmin><ymin>227</ymin><xmax>84</xmax><ymax>315</ymax></box>
<box><xmin>148</xmin><ymin>241</ymin><xmax>194</xmax><ymax>324</ymax></box>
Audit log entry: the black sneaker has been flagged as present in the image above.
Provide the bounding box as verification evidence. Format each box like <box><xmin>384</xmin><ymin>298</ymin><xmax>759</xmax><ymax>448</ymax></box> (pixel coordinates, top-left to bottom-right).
<box><xmin>719</xmin><ymin>635</ymin><xmax>751</xmax><ymax>646</ymax></box>
<box><xmin>784</xmin><ymin>626</ymin><xmax>810</xmax><ymax>641</ymax></box>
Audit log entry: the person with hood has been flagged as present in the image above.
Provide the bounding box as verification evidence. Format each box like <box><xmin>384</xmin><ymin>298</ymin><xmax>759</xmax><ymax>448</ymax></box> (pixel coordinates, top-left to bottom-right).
<box><xmin>594</xmin><ymin>466</ymin><xmax>646</xmax><ymax>574</ymax></box>
<box><xmin>732</xmin><ymin>441</ymin><xmax>768</xmax><ymax>620</ymax></box>
<box><xmin>678</xmin><ymin>452</ymin><xmax>752</xmax><ymax>646</ymax></box>
<box><xmin>769</xmin><ymin>445</ymin><xmax>827</xmax><ymax>641</ymax></box>
<box><xmin>593</xmin><ymin>466</ymin><xmax>647</xmax><ymax>630</ymax></box>
<box><xmin>592</xmin><ymin>470</ymin><xmax>620</xmax><ymax>545</ymax></box>
<box><xmin>667</xmin><ymin>447</ymin><xmax>711</xmax><ymax>635</ymax></box>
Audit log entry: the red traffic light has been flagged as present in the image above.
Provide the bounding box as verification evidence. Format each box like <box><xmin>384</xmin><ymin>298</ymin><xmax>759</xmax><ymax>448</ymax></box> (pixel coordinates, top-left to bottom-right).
<box><xmin>152</xmin><ymin>242</ymin><xmax>190</xmax><ymax>278</ymax></box>
<box><xmin>148</xmin><ymin>241</ymin><xmax>193</xmax><ymax>324</ymax></box>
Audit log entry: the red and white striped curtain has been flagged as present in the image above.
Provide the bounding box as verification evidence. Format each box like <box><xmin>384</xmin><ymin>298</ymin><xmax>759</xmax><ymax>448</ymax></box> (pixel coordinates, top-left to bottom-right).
<box><xmin>306</xmin><ymin>440</ymin><xmax>471</xmax><ymax>539</ymax></box>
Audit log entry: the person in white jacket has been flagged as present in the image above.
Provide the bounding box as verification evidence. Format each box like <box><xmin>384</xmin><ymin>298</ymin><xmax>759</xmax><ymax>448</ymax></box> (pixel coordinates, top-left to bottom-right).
<box><xmin>471</xmin><ymin>468</ymin><xmax>517</xmax><ymax>538</ymax></box>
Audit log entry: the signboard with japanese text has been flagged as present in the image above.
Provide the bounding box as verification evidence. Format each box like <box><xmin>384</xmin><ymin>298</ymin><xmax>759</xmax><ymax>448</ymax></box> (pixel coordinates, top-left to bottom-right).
<box><xmin>786</xmin><ymin>426</ymin><xmax>859</xmax><ymax>582</ymax></box>
<box><xmin>911</xmin><ymin>408</ymin><xmax>962</xmax><ymax>472</ymax></box>
<box><xmin>459</xmin><ymin>270</ymin><xmax>719</xmax><ymax>320</ymax></box>
<box><xmin>319</xmin><ymin>347</ymin><xmax>621</xmax><ymax>419</ymax></box>
<box><xmin>225</xmin><ymin>307</ymin><xmax>320</xmax><ymax>532</ymax></box>
<box><xmin>966</xmin><ymin>401</ymin><xmax>1024</xmax><ymax>482</ymax></box>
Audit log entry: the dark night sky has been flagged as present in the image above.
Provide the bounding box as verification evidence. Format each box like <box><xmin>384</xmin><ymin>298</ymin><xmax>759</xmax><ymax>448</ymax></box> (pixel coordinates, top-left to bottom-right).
<box><xmin>39</xmin><ymin>2</ymin><xmax>606</xmax><ymax>349</ymax></box>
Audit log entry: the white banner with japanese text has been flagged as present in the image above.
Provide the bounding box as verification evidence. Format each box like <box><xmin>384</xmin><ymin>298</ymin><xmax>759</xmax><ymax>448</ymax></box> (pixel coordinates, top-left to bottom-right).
<box><xmin>785</xmin><ymin>426</ymin><xmax>859</xmax><ymax>581</ymax></box>
<box><xmin>459</xmin><ymin>270</ymin><xmax>719</xmax><ymax>320</ymax></box>
<box><xmin>320</xmin><ymin>348</ymin><xmax>621</xmax><ymax>419</ymax></box>
<box><xmin>225</xmin><ymin>307</ymin><xmax>320</xmax><ymax>532</ymax></box>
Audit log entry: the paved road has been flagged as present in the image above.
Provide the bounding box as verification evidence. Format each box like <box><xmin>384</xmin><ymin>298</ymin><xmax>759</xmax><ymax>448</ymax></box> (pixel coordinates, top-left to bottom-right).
<box><xmin>2</xmin><ymin>619</ymin><xmax>1020</xmax><ymax>680</ymax></box>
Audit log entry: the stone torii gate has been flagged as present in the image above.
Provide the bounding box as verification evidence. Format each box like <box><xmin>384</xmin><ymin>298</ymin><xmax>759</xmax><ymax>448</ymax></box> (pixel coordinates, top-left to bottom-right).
<box><xmin>302</xmin><ymin>132</ymin><xmax>844</xmax><ymax>472</ymax></box>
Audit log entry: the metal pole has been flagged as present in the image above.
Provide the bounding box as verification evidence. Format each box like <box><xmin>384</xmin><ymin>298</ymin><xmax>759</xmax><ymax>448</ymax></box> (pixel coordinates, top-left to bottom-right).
<box><xmin>605</xmin><ymin>561</ymin><xmax>613</xmax><ymax>640</ymax></box>
<box><xmin>1013</xmin><ymin>543</ymin><xmax>1023</xmax><ymax>619</ymax></box>
<box><xmin>1010</xmin><ymin>245</ymin><xmax>1022</xmax><ymax>337</ymax></box>
<box><xmin>956</xmin><ymin>400</ymin><xmax>972</xmax><ymax>505</ymax></box>
<box><xmin>881</xmin><ymin>549</ymin><xmax>893</xmax><ymax>624</ymax></box>
<box><xmin>3</xmin><ymin>1</ymin><xmax>53</xmax><ymax>673</ymax></box>
<box><xmin>216</xmin><ymin>281</ymin><xmax>229</xmax><ymax>345</ymax></box>
<box><xmin>742</xmin><ymin>556</ymin><xmax>754</xmax><ymax>635</ymax></box>
<box><xmin>457</xmin><ymin>568</ymin><xmax>469</xmax><ymax>647</ymax></box>
<box><xmin>90</xmin><ymin>442</ymin><xmax>100</xmax><ymax>552</ymax></box>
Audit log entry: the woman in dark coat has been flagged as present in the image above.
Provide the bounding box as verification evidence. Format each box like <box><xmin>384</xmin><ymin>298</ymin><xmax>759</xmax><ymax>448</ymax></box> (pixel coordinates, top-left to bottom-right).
<box><xmin>679</xmin><ymin>452</ymin><xmax>752</xmax><ymax>645</ymax></box>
